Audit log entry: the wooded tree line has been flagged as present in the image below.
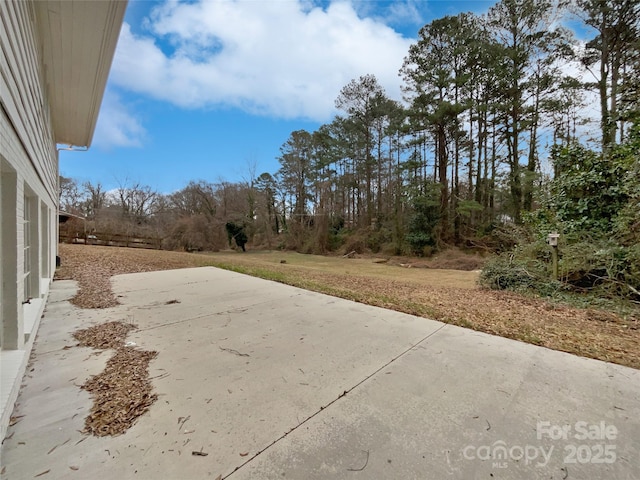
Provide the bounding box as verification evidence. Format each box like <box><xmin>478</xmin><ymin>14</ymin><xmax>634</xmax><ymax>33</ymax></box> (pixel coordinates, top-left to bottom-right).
<box><xmin>273</xmin><ymin>0</ymin><xmax>639</xmax><ymax>255</ymax></box>
<box><xmin>60</xmin><ymin>0</ymin><xmax>640</xmax><ymax>257</ymax></box>
<box><xmin>59</xmin><ymin>176</ymin><xmax>254</xmax><ymax>251</ymax></box>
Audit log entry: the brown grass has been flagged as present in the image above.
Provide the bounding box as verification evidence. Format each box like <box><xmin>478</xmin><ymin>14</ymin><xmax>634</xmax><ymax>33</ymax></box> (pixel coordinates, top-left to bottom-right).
<box><xmin>56</xmin><ymin>244</ymin><xmax>640</xmax><ymax>370</ymax></box>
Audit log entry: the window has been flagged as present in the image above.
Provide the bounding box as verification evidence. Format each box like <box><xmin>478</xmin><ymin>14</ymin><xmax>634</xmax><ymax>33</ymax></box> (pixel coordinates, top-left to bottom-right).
<box><xmin>23</xmin><ymin>195</ymin><xmax>31</xmax><ymax>302</ymax></box>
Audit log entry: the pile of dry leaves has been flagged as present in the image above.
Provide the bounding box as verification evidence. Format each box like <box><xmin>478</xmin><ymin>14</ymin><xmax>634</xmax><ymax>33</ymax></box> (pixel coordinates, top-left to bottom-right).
<box><xmin>56</xmin><ymin>244</ymin><xmax>208</xmax><ymax>308</ymax></box>
<box><xmin>73</xmin><ymin>321</ymin><xmax>136</xmax><ymax>349</ymax></box>
<box><xmin>73</xmin><ymin>321</ymin><xmax>157</xmax><ymax>436</ymax></box>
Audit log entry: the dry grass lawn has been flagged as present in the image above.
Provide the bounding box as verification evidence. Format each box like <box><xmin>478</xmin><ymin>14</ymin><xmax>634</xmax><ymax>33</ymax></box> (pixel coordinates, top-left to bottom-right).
<box><xmin>56</xmin><ymin>244</ymin><xmax>640</xmax><ymax>370</ymax></box>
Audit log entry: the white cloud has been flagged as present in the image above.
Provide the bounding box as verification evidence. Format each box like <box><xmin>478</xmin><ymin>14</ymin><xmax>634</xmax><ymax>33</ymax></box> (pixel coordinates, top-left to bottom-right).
<box><xmin>383</xmin><ymin>0</ymin><xmax>424</xmax><ymax>27</ymax></box>
<box><xmin>93</xmin><ymin>90</ymin><xmax>146</xmax><ymax>149</ymax></box>
<box><xmin>110</xmin><ymin>0</ymin><xmax>413</xmax><ymax>121</ymax></box>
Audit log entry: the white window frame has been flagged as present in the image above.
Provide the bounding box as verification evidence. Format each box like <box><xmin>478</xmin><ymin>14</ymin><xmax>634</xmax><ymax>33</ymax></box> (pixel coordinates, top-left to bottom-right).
<box><xmin>23</xmin><ymin>194</ymin><xmax>31</xmax><ymax>302</ymax></box>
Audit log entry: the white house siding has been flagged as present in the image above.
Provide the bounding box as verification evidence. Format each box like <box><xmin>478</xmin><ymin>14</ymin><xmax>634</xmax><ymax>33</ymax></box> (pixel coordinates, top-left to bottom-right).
<box><xmin>0</xmin><ymin>0</ymin><xmax>59</xmax><ymax>440</ymax></box>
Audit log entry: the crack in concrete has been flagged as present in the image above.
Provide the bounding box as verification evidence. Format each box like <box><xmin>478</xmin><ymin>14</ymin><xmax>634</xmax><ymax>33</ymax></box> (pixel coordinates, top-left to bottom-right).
<box><xmin>132</xmin><ymin>300</ymin><xmax>278</xmax><ymax>333</ymax></box>
<box><xmin>224</xmin><ymin>322</ymin><xmax>448</xmax><ymax>479</ymax></box>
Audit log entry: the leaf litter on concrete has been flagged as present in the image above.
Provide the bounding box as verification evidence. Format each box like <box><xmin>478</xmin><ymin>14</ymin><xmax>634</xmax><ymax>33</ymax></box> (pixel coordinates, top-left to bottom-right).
<box><xmin>72</xmin><ymin>320</ymin><xmax>157</xmax><ymax>436</ymax></box>
<box><xmin>81</xmin><ymin>346</ymin><xmax>157</xmax><ymax>436</ymax></box>
<box><xmin>56</xmin><ymin>244</ymin><xmax>214</xmax><ymax>308</ymax></box>
<box><xmin>73</xmin><ymin>321</ymin><xmax>136</xmax><ymax>350</ymax></box>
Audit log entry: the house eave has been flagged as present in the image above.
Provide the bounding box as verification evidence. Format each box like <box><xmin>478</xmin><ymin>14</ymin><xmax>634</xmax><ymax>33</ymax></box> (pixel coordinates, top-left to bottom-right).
<box><xmin>35</xmin><ymin>1</ymin><xmax>128</xmax><ymax>148</ymax></box>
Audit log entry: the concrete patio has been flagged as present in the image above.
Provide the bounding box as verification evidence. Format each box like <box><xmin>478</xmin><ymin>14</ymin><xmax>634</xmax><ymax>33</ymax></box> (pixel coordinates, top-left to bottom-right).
<box><xmin>1</xmin><ymin>266</ymin><xmax>639</xmax><ymax>479</ymax></box>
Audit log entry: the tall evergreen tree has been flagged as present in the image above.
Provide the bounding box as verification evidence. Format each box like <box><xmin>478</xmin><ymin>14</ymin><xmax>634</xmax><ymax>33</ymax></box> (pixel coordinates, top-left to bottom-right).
<box><xmin>401</xmin><ymin>13</ymin><xmax>476</xmax><ymax>241</ymax></box>
<box><xmin>335</xmin><ymin>74</ymin><xmax>390</xmax><ymax>227</ymax></box>
<box><xmin>487</xmin><ymin>0</ymin><xmax>571</xmax><ymax>221</ymax></box>
<box><xmin>277</xmin><ymin>130</ymin><xmax>313</xmax><ymax>226</ymax></box>
<box><xmin>578</xmin><ymin>0</ymin><xmax>640</xmax><ymax>146</ymax></box>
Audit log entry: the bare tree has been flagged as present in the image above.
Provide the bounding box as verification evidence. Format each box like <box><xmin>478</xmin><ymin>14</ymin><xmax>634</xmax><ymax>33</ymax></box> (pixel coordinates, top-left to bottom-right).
<box><xmin>115</xmin><ymin>178</ymin><xmax>158</xmax><ymax>223</ymax></box>
<box><xmin>83</xmin><ymin>181</ymin><xmax>107</xmax><ymax>221</ymax></box>
<box><xmin>59</xmin><ymin>176</ymin><xmax>83</xmax><ymax>214</ymax></box>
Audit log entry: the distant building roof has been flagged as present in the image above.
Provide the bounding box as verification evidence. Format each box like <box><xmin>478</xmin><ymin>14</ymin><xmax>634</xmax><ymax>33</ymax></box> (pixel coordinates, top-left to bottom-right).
<box><xmin>59</xmin><ymin>211</ymin><xmax>85</xmax><ymax>224</ymax></box>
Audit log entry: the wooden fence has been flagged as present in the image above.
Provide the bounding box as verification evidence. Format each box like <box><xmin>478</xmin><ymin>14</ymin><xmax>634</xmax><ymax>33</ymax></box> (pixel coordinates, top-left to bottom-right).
<box><xmin>59</xmin><ymin>231</ymin><xmax>162</xmax><ymax>250</ymax></box>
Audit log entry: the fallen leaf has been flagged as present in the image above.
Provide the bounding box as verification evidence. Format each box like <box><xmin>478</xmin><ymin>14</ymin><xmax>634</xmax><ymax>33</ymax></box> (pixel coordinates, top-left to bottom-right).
<box><xmin>69</xmin><ymin>466</ymin><xmax>79</xmax><ymax>471</ymax></box>
<box><xmin>239</xmin><ymin>452</ymin><xmax>249</xmax><ymax>457</ymax></box>
<box><xmin>9</xmin><ymin>415</ymin><xmax>24</xmax><ymax>426</ymax></box>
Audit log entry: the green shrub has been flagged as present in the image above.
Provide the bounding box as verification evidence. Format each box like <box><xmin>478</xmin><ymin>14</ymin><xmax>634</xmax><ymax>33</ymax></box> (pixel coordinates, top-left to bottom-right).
<box><xmin>327</xmin><ymin>231</ymin><xmax>346</xmax><ymax>251</ymax></box>
<box><xmin>482</xmin><ymin>237</ymin><xmax>640</xmax><ymax>303</ymax></box>
<box><xmin>479</xmin><ymin>252</ymin><xmax>547</xmax><ymax>291</ymax></box>
<box><xmin>557</xmin><ymin>241</ymin><xmax>640</xmax><ymax>299</ymax></box>
<box><xmin>406</xmin><ymin>231</ymin><xmax>435</xmax><ymax>256</ymax></box>
<box><xmin>405</xmin><ymin>183</ymin><xmax>440</xmax><ymax>255</ymax></box>
<box><xmin>480</xmin><ymin>121</ymin><xmax>640</xmax><ymax>307</ymax></box>
<box><xmin>366</xmin><ymin>228</ymin><xmax>392</xmax><ymax>253</ymax></box>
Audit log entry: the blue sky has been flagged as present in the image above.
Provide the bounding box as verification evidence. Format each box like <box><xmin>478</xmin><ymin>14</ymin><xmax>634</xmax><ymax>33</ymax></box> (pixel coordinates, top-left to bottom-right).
<box><xmin>59</xmin><ymin>0</ymin><xmax>510</xmax><ymax>193</ymax></box>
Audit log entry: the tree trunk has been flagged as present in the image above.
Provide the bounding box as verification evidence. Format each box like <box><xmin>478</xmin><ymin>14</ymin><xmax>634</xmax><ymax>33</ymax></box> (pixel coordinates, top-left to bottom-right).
<box><xmin>437</xmin><ymin>125</ymin><xmax>449</xmax><ymax>240</ymax></box>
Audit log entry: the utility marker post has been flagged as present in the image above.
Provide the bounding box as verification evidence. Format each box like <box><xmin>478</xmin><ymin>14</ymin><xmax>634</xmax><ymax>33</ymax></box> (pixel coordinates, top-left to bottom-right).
<box><xmin>548</xmin><ymin>233</ymin><xmax>560</xmax><ymax>280</ymax></box>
